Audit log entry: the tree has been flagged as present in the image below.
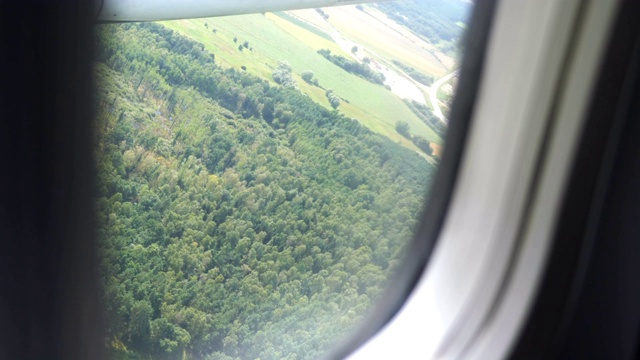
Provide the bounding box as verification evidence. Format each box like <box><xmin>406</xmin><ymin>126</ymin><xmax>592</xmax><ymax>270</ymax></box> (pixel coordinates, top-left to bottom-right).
<box><xmin>129</xmin><ymin>300</ymin><xmax>153</xmax><ymax>352</ymax></box>
<box><xmin>395</xmin><ymin>121</ymin><xmax>410</xmax><ymax>138</ymax></box>
<box><xmin>272</xmin><ymin>61</ymin><xmax>296</xmax><ymax>89</ymax></box>
<box><xmin>276</xmin><ymin>60</ymin><xmax>291</xmax><ymax>72</ymax></box>
<box><xmin>243</xmin><ymin>41</ymin><xmax>249</xmax><ymax>49</ymax></box>
<box><xmin>233</xmin><ymin>36</ymin><xmax>237</xmax><ymax>43</ymax></box>
<box><xmin>301</xmin><ymin>70</ymin><xmax>314</xmax><ymax>83</ymax></box>
<box><xmin>412</xmin><ymin>135</ymin><xmax>433</xmax><ymax>155</ymax></box>
<box><xmin>262</xmin><ymin>100</ymin><xmax>275</xmax><ymax>123</ymax></box>
<box><xmin>315</xmin><ymin>8</ymin><xmax>329</xmax><ymax>19</ymax></box>
<box><xmin>325</xmin><ymin>89</ymin><xmax>340</xmax><ymax>109</ymax></box>
<box><xmin>351</xmin><ymin>45</ymin><xmax>359</xmax><ymax>53</ymax></box>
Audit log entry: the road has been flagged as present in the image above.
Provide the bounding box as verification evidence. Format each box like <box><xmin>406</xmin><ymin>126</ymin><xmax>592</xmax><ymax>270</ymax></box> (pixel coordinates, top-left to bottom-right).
<box><xmin>285</xmin><ymin>10</ymin><xmax>429</xmax><ymax>105</ymax></box>
<box><xmin>429</xmin><ymin>70</ymin><xmax>459</xmax><ymax>124</ymax></box>
<box><xmin>285</xmin><ymin>9</ymin><xmax>456</xmax><ymax>132</ymax></box>
<box><xmin>320</xmin><ymin>10</ymin><xmax>459</xmax><ymax>126</ymax></box>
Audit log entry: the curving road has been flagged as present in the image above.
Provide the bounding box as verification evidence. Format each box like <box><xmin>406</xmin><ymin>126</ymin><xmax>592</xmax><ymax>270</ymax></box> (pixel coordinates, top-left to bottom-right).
<box><xmin>286</xmin><ymin>10</ymin><xmax>457</xmax><ymax>128</ymax></box>
<box><xmin>429</xmin><ymin>70</ymin><xmax>459</xmax><ymax>124</ymax></box>
<box><xmin>285</xmin><ymin>10</ymin><xmax>431</xmax><ymax>105</ymax></box>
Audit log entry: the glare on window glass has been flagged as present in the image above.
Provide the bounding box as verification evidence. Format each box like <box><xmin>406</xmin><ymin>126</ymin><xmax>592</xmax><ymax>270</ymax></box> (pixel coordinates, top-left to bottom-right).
<box><xmin>95</xmin><ymin>1</ymin><xmax>472</xmax><ymax>358</ymax></box>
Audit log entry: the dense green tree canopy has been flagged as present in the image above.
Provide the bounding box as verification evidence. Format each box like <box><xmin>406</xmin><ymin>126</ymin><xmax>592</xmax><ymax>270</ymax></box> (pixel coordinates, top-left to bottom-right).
<box><xmin>96</xmin><ymin>22</ymin><xmax>435</xmax><ymax>360</ymax></box>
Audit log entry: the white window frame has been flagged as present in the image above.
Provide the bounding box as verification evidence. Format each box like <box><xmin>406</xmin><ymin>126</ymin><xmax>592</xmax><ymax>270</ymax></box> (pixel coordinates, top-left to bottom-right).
<box><xmin>347</xmin><ymin>0</ymin><xmax>620</xmax><ymax>358</ymax></box>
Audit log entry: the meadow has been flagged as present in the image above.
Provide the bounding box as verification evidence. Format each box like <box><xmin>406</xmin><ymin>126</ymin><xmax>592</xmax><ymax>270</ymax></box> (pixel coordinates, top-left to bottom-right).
<box><xmin>161</xmin><ymin>12</ymin><xmax>443</xmax><ymax>148</ymax></box>
<box><xmin>321</xmin><ymin>6</ymin><xmax>453</xmax><ymax>78</ymax></box>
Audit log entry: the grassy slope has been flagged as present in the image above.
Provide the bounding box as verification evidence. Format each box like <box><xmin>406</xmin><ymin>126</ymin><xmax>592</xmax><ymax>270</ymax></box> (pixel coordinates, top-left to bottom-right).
<box><xmin>160</xmin><ymin>14</ymin><xmax>442</xmax><ymax>147</ymax></box>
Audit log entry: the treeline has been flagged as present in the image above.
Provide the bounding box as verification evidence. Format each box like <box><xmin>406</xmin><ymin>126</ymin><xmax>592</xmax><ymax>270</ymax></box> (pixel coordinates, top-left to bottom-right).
<box><xmin>375</xmin><ymin>0</ymin><xmax>470</xmax><ymax>53</ymax></box>
<box><xmin>394</xmin><ymin>121</ymin><xmax>434</xmax><ymax>156</ymax></box>
<box><xmin>96</xmin><ymin>22</ymin><xmax>435</xmax><ymax>359</ymax></box>
<box><xmin>315</xmin><ymin>8</ymin><xmax>329</xmax><ymax>20</ymax></box>
<box><xmin>317</xmin><ymin>49</ymin><xmax>386</xmax><ymax>85</ymax></box>
<box><xmin>392</xmin><ymin>59</ymin><xmax>434</xmax><ymax>86</ymax></box>
<box><xmin>404</xmin><ymin>100</ymin><xmax>447</xmax><ymax>139</ymax></box>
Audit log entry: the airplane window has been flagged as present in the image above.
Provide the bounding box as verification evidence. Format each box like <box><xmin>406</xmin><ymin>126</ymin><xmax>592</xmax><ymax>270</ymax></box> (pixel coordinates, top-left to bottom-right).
<box><xmin>94</xmin><ymin>1</ymin><xmax>474</xmax><ymax>358</ymax></box>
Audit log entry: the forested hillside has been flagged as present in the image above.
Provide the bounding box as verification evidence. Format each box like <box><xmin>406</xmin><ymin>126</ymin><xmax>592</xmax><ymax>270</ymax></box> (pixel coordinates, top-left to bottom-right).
<box><xmin>96</xmin><ymin>22</ymin><xmax>435</xmax><ymax>359</ymax></box>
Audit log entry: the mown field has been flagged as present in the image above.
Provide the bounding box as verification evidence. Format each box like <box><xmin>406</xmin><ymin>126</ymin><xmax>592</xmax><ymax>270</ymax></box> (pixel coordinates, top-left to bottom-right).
<box><xmin>283</xmin><ymin>9</ymin><xmax>334</xmax><ymax>33</ymax></box>
<box><xmin>160</xmin><ymin>13</ymin><xmax>443</xmax><ymax>147</ymax></box>
<box><xmin>321</xmin><ymin>5</ymin><xmax>453</xmax><ymax>78</ymax></box>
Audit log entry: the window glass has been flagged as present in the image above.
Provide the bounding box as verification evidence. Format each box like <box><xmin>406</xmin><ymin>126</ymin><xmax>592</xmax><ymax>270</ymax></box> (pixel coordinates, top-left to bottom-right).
<box><xmin>95</xmin><ymin>1</ymin><xmax>472</xmax><ymax>358</ymax></box>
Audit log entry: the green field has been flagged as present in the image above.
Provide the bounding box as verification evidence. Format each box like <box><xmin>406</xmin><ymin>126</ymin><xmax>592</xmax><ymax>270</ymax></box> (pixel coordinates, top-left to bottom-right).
<box><xmin>272</xmin><ymin>11</ymin><xmax>334</xmax><ymax>42</ymax></box>
<box><xmin>324</xmin><ymin>6</ymin><xmax>450</xmax><ymax>77</ymax></box>
<box><xmin>160</xmin><ymin>13</ymin><xmax>443</xmax><ymax>147</ymax></box>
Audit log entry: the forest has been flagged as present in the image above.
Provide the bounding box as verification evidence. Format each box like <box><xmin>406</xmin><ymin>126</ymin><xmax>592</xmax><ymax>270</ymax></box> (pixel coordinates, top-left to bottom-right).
<box><xmin>96</xmin><ymin>22</ymin><xmax>436</xmax><ymax>359</ymax></box>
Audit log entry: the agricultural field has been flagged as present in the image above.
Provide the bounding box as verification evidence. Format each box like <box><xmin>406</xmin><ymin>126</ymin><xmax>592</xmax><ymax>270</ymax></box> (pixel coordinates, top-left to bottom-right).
<box><xmin>162</xmin><ymin>12</ymin><xmax>443</xmax><ymax>148</ymax></box>
<box><xmin>320</xmin><ymin>5</ymin><xmax>454</xmax><ymax>78</ymax></box>
<box><xmin>283</xmin><ymin>8</ymin><xmax>335</xmax><ymax>33</ymax></box>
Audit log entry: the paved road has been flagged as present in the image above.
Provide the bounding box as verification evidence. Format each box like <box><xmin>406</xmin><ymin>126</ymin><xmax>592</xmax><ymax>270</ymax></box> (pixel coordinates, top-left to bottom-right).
<box><xmin>429</xmin><ymin>70</ymin><xmax>459</xmax><ymax>124</ymax></box>
<box><xmin>286</xmin><ymin>11</ymin><xmax>430</xmax><ymax>105</ymax></box>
